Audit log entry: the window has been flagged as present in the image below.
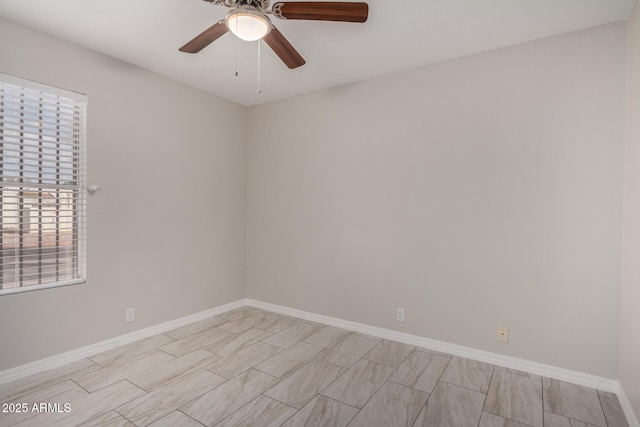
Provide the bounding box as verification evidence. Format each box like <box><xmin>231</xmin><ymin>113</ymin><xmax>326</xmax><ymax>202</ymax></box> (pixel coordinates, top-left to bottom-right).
<box><xmin>0</xmin><ymin>74</ymin><xmax>87</xmax><ymax>295</ymax></box>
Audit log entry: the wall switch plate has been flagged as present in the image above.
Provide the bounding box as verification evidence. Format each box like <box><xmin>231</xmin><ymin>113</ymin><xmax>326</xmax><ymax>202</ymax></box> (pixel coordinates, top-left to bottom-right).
<box><xmin>397</xmin><ymin>308</ymin><xmax>405</xmax><ymax>322</ymax></box>
<box><xmin>497</xmin><ymin>326</ymin><xmax>509</xmax><ymax>343</ymax></box>
<box><xmin>126</xmin><ymin>307</ymin><xmax>136</xmax><ymax>323</ymax></box>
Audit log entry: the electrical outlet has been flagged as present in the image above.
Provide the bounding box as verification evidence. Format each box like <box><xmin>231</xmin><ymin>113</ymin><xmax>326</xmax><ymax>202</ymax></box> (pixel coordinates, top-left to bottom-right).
<box><xmin>126</xmin><ymin>307</ymin><xmax>136</xmax><ymax>323</ymax></box>
<box><xmin>397</xmin><ymin>308</ymin><xmax>405</xmax><ymax>322</ymax></box>
<box><xmin>497</xmin><ymin>326</ymin><xmax>509</xmax><ymax>343</ymax></box>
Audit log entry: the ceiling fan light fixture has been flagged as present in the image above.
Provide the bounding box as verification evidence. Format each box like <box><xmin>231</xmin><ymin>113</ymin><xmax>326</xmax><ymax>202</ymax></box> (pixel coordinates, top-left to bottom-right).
<box><xmin>225</xmin><ymin>6</ymin><xmax>272</xmax><ymax>41</ymax></box>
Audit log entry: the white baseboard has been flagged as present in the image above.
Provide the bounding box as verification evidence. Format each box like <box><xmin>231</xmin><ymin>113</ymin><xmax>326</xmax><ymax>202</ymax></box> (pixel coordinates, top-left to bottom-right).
<box><xmin>245</xmin><ymin>300</ymin><xmax>619</xmax><ymax>390</ymax></box>
<box><xmin>246</xmin><ymin>299</ymin><xmax>640</xmax><ymax>427</ymax></box>
<box><xmin>1</xmin><ymin>297</ymin><xmax>637</xmax><ymax>427</ymax></box>
<box><xmin>0</xmin><ymin>299</ymin><xmax>246</xmax><ymax>386</ymax></box>
<box><xmin>618</xmin><ymin>388</ymin><xmax>640</xmax><ymax>427</ymax></box>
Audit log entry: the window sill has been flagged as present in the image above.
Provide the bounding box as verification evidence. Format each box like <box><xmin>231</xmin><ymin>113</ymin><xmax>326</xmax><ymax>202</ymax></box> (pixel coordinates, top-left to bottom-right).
<box><xmin>0</xmin><ymin>279</ymin><xmax>87</xmax><ymax>296</ymax></box>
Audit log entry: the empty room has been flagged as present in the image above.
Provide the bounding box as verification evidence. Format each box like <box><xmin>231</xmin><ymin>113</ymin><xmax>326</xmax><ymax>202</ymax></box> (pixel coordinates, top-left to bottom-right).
<box><xmin>0</xmin><ymin>0</ymin><xmax>639</xmax><ymax>426</ymax></box>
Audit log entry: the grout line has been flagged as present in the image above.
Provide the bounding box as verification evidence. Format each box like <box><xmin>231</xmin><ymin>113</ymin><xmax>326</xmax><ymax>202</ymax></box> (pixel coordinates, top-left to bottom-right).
<box><xmin>177</xmin><ymin>409</ymin><xmax>208</xmax><ymax>427</ymax></box>
<box><xmin>411</xmin><ymin>403</ymin><xmax>427</xmax><ymax>427</ymax></box>
<box><xmin>260</xmin><ymin>392</ymin><xmax>294</xmax><ymax>409</ymax></box>
<box><xmin>421</xmin><ymin>351</ymin><xmax>455</xmax><ymax>416</ymax></box>
<box><xmin>113</xmin><ymin>407</ymin><xmax>138</xmax><ymax>426</ymax></box>
<box><xmin>70</xmin><ymin>378</ymin><xmax>91</xmax><ymax>395</ymax></box>
<box><xmin>438</xmin><ymin>377</ymin><xmax>491</xmax><ymax>395</ymax></box>
<box><xmin>598</xmin><ymin>393</ymin><xmax>612</xmax><ymax>427</ymax></box>
<box><xmin>477</xmin><ymin>365</ymin><xmax>496</xmax><ymax>427</ymax></box>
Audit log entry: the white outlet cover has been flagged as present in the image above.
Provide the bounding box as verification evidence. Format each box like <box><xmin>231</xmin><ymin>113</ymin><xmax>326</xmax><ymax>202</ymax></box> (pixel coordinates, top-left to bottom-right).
<box><xmin>497</xmin><ymin>326</ymin><xmax>509</xmax><ymax>343</ymax></box>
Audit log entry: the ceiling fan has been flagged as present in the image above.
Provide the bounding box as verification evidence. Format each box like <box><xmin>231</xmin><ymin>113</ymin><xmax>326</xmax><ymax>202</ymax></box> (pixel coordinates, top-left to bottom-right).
<box><xmin>179</xmin><ymin>0</ymin><xmax>369</xmax><ymax>69</ymax></box>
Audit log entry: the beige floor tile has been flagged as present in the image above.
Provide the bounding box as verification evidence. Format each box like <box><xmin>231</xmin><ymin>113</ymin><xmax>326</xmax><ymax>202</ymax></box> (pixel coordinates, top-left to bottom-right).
<box><xmin>246</xmin><ymin>309</ymin><xmax>285</xmax><ymax>319</ymax></box>
<box><xmin>597</xmin><ymin>389</ymin><xmax>618</xmax><ymax>399</ymax></box>
<box><xmin>147</xmin><ymin>411</ymin><xmax>204</xmax><ymax>427</ymax></box>
<box><xmin>216</xmin><ymin>395</ymin><xmax>296</xmax><ymax>427</ymax></box>
<box><xmin>415</xmin><ymin>347</ymin><xmax>453</xmax><ymax>359</ymax></box>
<box><xmin>254</xmin><ymin>341</ymin><xmax>323</xmax><ymax>378</ymax></box>
<box><xmin>543</xmin><ymin>378</ymin><xmax>607</xmax><ymax>427</ymax></box>
<box><xmin>321</xmin><ymin>359</ymin><xmax>395</xmax><ymax>408</ymax></box>
<box><xmin>280</xmin><ymin>395</ymin><xmax>358</xmax><ymax>427</ymax></box>
<box><xmin>206</xmin><ymin>341</ymin><xmax>283</xmax><ymax>379</ymax></box>
<box><xmin>317</xmin><ymin>334</ymin><xmax>379</xmax><ymax>368</ymax></box>
<box><xmin>349</xmin><ymin>381</ymin><xmax>428</xmax><ymax>427</ymax></box>
<box><xmin>74</xmin><ymin>349</ymin><xmax>174</xmax><ymax>392</ymax></box>
<box><xmin>440</xmin><ymin>356</ymin><xmax>494</xmax><ymax>393</ymax></box>
<box><xmin>13</xmin><ymin>380</ymin><xmax>145</xmax><ymax>427</ymax></box>
<box><xmin>181</xmin><ymin>369</ymin><xmax>279</xmax><ymax>426</ymax></box>
<box><xmin>544</xmin><ymin>412</ymin><xmax>573</xmax><ymax>427</ymax></box>
<box><xmin>365</xmin><ymin>339</ymin><xmax>415</xmax><ymax>368</ymax></box>
<box><xmin>203</xmin><ymin>328</ymin><xmax>272</xmax><ymax>357</ymax></box>
<box><xmin>253</xmin><ymin>314</ymin><xmax>300</xmax><ymax>334</ymax></box>
<box><xmin>164</xmin><ymin>316</ymin><xmax>228</xmax><ymax>340</ymax></box>
<box><xmin>0</xmin><ymin>358</ymin><xmax>99</xmax><ymax>403</ymax></box>
<box><xmin>79</xmin><ymin>410</ymin><xmax>135</xmax><ymax>426</ymax></box>
<box><xmin>572</xmin><ymin>421</ymin><xmax>603</xmax><ymax>427</ymax></box>
<box><xmin>218</xmin><ymin>315</ymin><xmax>266</xmax><ymax>334</ymax></box>
<box><xmin>389</xmin><ymin>350</ymin><xmax>450</xmax><ymax>393</ymax></box>
<box><xmin>264</xmin><ymin>359</ymin><xmax>344</xmax><ymax>408</ymax></box>
<box><xmin>2</xmin><ymin>307</ymin><xmax>624</xmax><ymax>427</ymax></box>
<box><xmin>218</xmin><ymin>306</ymin><xmax>260</xmax><ymax>321</ymax></box>
<box><xmin>128</xmin><ymin>349</ymin><xmax>217</xmax><ymax>392</ymax></box>
<box><xmin>0</xmin><ymin>380</ymin><xmax>88</xmax><ymax>427</ymax></box>
<box><xmin>493</xmin><ymin>366</ymin><xmax>541</xmax><ymax>380</ymax></box>
<box><xmin>116</xmin><ymin>369</ymin><xmax>226</xmax><ymax>426</ymax></box>
<box><xmin>599</xmin><ymin>395</ymin><xmax>630</xmax><ymax>427</ymax></box>
<box><xmin>484</xmin><ymin>368</ymin><xmax>543</xmax><ymax>427</ymax></box>
<box><xmin>262</xmin><ymin>322</ymin><xmax>321</xmax><ymax>349</ymax></box>
<box><xmin>159</xmin><ymin>327</ymin><xmax>234</xmax><ymax>357</ymax></box>
<box><xmin>303</xmin><ymin>326</ymin><xmax>352</xmax><ymax>348</ymax></box>
<box><xmin>543</xmin><ymin>411</ymin><xmax>603</xmax><ymax>427</ymax></box>
<box><xmin>354</xmin><ymin>333</ymin><xmax>383</xmax><ymax>342</ymax></box>
<box><xmin>89</xmin><ymin>335</ymin><xmax>174</xmax><ymax>367</ymax></box>
<box><xmin>420</xmin><ymin>381</ymin><xmax>485</xmax><ymax>427</ymax></box>
<box><xmin>479</xmin><ymin>411</ymin><xmax>532</xmax><ymax>427</ymax></box>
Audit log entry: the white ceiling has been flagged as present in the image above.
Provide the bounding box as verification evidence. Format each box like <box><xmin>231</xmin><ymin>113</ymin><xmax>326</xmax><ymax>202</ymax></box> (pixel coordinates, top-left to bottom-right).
<box><xmin>0</xmin><ymin>0</ymin><xmax>636</xmax><ymax>106</ymax></box>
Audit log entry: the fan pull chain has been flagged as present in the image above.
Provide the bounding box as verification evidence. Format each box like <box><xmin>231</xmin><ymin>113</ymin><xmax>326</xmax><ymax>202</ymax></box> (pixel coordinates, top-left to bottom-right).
<box><xmin>257</xmin><ymin>40</ymin><xmax>262</xmax><ymax>94</ymax></box>
<box><xmin>234</xmin><ymin>17</ymin><xmax>239</xmax><ymax>76</ymax></box>
<box><xmin>234</xmin><ymin>41</ymin><xmax>238</xmax><ymax>77</ymax></box>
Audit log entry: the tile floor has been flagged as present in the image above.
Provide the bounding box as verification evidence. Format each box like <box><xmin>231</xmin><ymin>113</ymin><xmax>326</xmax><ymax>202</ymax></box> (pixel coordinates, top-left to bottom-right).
<box><xmin>0</xmin><ymin>306</ymin><xmax>631</xmax><ymax>427</ymax></box>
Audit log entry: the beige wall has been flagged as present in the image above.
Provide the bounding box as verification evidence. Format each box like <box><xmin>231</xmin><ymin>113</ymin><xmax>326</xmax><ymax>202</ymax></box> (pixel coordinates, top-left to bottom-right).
<box><xmin>0</xmin><ymin>13</ymin><xmax>632</xmax><ymax>387</ymax></box>
<box><xmin>246</xmin><ymin>23</ymin><xmax>627</xmax><ymax>378</ymax></box>
<box><xmin>621</xmin><ymin>1</ymin><xmax>640</xmax><ymax>419</ymax></box>
<box><xmin>0</xmin><ymin>17</ymin><xmax>247</xmax><ymax>370</ymax></box>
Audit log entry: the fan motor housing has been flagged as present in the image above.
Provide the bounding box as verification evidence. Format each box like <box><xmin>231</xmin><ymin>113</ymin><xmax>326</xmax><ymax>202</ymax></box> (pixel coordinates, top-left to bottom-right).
<box><xmin>203</xmin><ymin>0</ymin><xmax>269</xmax><ymax>11</ymax></box>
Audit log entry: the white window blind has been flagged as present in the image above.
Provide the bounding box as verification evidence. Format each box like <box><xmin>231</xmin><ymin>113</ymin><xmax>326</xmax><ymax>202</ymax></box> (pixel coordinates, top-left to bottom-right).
<box><xmin>0</xmin><ymin>73</ymin><xmax>87</xmax><ymax>295</ymax></box>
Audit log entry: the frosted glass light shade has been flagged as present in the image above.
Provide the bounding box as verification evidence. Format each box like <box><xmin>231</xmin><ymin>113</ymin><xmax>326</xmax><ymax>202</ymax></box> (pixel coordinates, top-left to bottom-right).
<box><xmin>225</xmin><ymin>7</ymin><xmax>272</xmax><ymax>41</ymax></box>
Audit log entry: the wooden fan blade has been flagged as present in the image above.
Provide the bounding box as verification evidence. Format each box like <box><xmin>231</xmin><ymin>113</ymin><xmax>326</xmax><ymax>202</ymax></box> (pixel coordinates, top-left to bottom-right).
<box><xmin>179</xmin><ymin>20</ymin><xmax>228</xmax><ymax>53</ymax></box>
<box><xmin>263</xmin><ymin>26</ymin><xmax>306</xmax><ymax>69</ymax></box>
<box><xmin>272</xmin><ymin>2</ymin><xmax>368</xmax><ymax>23</ymax></box>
